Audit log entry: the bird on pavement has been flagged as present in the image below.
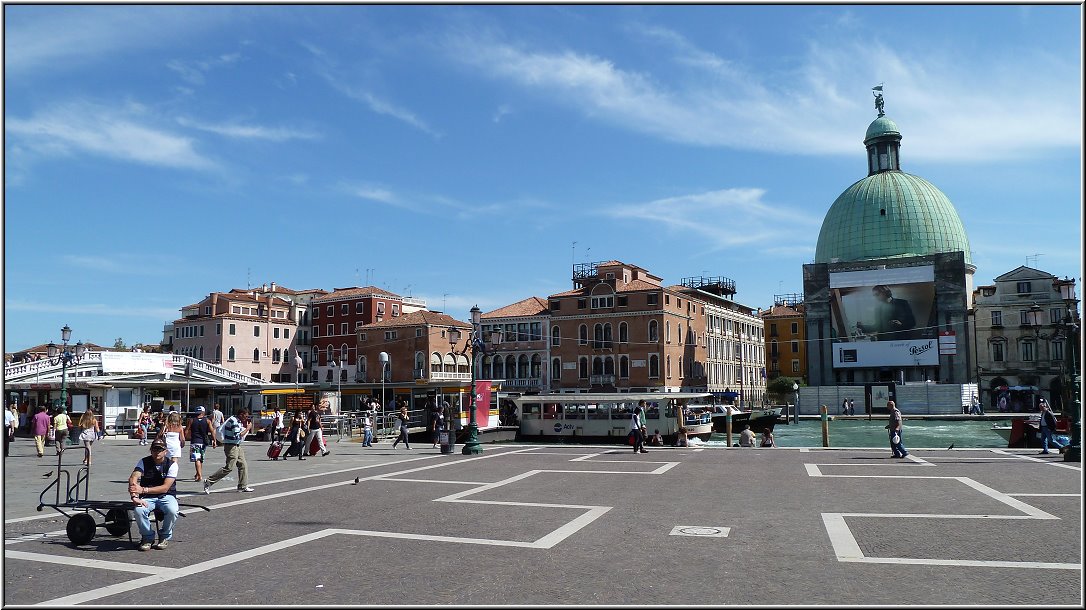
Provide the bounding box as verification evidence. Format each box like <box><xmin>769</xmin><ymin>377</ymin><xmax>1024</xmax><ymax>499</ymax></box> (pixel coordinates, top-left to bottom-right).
<box><xmin>947</xmin><ymin>443</ymin><xmax>955</xmax><ymax>450</ymax></box>
<box><xmin>352</xmin><ymin>477</ymin><xmax>360</xmax><ymax>485</ymax></box>
<box><xmin>42</xmin><ymin>471</ymin><xmax>53</xmax><ymax>478</ymax></box>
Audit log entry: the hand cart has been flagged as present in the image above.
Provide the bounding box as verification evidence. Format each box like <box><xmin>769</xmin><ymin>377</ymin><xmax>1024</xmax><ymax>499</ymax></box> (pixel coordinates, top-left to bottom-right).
<box><xmin>36</xmin><ymin>447</ymin><xmax>209</xmax><ymax>546</ymax></box>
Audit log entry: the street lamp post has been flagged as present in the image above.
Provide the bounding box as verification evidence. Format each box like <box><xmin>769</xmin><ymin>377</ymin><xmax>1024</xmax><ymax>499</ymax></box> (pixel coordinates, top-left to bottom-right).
<box><xmin>378</xmin><ymin>352</ymin><xmax>389</xmax><ymax>433</ymax></box>
<box><xmin>792</xmin><ymin>382</ymin><xmax>799</xmax><ymax>424</ymax></box>
<box><xmin>1054</xmin><ymin>278</ymin><xmax>1080</xmax><ymax>462</ymax></box>
<box><xmin>46</xmin><ymin>325</ymin><xmax>87</xmax><ymax>412</ymax></box>
<box><xmin>459</xmin><ymin>306</ymin><xmax>500</xmax><ymax>456</ymax></box>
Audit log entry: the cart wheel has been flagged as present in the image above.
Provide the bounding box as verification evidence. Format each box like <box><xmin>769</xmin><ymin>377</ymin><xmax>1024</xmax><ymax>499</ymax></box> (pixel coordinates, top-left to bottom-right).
<box><xmin>66</xmin><ymin>513</ymin><xmax>96</xmax><ymax>546</ymax></box>
<box><xmin>104</xmin><ymin>508</ymin><xmax>130</xmax><ymax>537</ymax></box>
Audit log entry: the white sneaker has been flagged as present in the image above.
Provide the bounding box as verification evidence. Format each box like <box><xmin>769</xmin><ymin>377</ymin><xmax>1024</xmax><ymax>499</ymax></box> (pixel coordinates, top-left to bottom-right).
<box><xmin>202</xmin><ymin>480</ymin><xmax>212</xmax><ymax>495</ymax></box>
<box><xmin>238</xmin><ymin>486</ymin><xmax>255</xmax><ymax>493</ymax></box>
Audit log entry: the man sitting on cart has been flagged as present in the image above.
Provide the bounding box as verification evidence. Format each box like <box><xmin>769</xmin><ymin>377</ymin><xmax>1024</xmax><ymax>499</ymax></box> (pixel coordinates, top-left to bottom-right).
<box><xmin>127</xmin><ymin>438</ymin><xmax>179</xmax><ymax>551</ymax></box>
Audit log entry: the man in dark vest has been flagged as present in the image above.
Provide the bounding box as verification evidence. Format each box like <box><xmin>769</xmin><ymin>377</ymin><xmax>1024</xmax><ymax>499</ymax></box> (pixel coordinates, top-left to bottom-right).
<box><xmin>128</xmin><ymin>438</ymin><xmax>179</xmax><ymax>551</ymax></box>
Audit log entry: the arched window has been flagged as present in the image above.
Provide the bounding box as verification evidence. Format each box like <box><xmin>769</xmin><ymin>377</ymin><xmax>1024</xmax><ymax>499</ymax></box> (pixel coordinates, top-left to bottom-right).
<box><xmin>666</xmin><ymin>321</ymin><xmax>671</xmax><ymax>343</ymax></box>
<box><xmin>592</xmin><ymin>356</ymin><xmax>604</xmax><ymax>375</ymax></box>
<box><xmin>340</xmin><ymin>343</ymin><xmax>349</xmax><ymax>362</ymax></box>
<box><xmin>620</xmin><ymin>355</ymin><xmax>629</xmax><ymax>378</ymax></box>
<box><xmin>253</xmin><ymin>348</ymin><xmax>260</xmax><ymax>362</ymax></box>
<box><xmin>551</xmin><ymin>326</ymin><xmax>561</xmax><ymax>347</ymax></box>
<box><xmin>579</xmin><ymin>324</ymin><xmax>588</xmax><ymax>345</ymax></box>
<box><xmin>228</xmin><ymin>346</ymin><xmax>235</xmax><ymax>361</ymax></box>
<box><xmin>518</xmin><ymin>354</ymin><xmax>529</xmax><ymax>378</ymax></box>
<box><xmin>505</xmin><ymin>355</ymin><xmax>516</xmax><ymax>378</ymax></box>
<box><xmin>594</xmin><ymin>324</ymin><xmax>603</xmax><ymax>348</ymax></box>
<box><xmin>216</xmin><ymin>345</ymin><xmax>222</xmax><ymax>362</ymax></box>
<box><xmin>482</xmin><ymin>355</ymin><xmax>493</xmax><ymax>378</ymax></box>
<box><xmin>443</xmin><ymin>353</ymin><xmax>456</xmax><ymax>373</ymax></box>
<box><xmin>457</xmin><ymin>354</ymin><xmax>470</xmax><ymax>375</ymax></box>
<box><xmin>431</xmin><ymin>352</ymin><xmax>442</xmax><ymax>374</ymax></box>
<box><xmin>603</xmin><ymin>323</ymin><xmax>612</xmax><ymax>348</ymax></box>
<box><xmin>414</xmin><ymin>352</ymin><xmax>425</xmax><ymax>376</ymax></box>
<box><xmin>678</xmin><ymin>357</ymin><xmax>684</xmax><ymax>378</ymax></box>
<box><xmin>530</xmin><ymin>354</ymin><xmax>542</xmax><ymax>378</ymax></box>
<box><xmin>604</xmin><ymin>356</ymin><xmax>614</xmax><ymax>375</ymax></box>
<box><xmin>551</xmin><ymin>358</ymin><xmax>562</xmax><ymax>381</ymax></box>
<box><xmin>619</xmin><ymin>322</ymin><xmax>628</xmax><ymax>343</ymax></box>
<box><xmin>493</xmin><ymin>355</ymin><xmax>505</xmax><ymax>379</ymax></box>
<box><xmin>326</xmin><ymin>346</ymin><xmax>333</xmax><ymax>365</ymax></box>
<box><xmin>648</xmin><ymin>320</ymin><xmax>659</xmax><ymax>342</ymax></box>
<box><xmin>677</xmin><ymin>324</ymin><xmax>682</xmax><ymax>344</ymax></box>
<box><xmin>666</xmin><ymin>355</ymin><xmax>671</xmax><ymax>377</ymax></box>
<box><xmin>273</xmin><ymin>348</ymin><xmax>281</xmax><ymax>363</ymax></box>
<box><xmin>358</xmin><ymin>356</ymin><xmax>367</xmax><ymax>378</ymax></box>
<box><xmin>578</xmin><ymin>357</ymin><xmax>588</xmax><ymax>379</ymax></box>
<box><xmin>648</xmin><ymin>354</ymin><xmax>659</xmax><ymax>378</ymax></box>
<box><xmin>198</xmin><ymin>346</ymin><xmax>204</xmax><ymax>360</ymax></box>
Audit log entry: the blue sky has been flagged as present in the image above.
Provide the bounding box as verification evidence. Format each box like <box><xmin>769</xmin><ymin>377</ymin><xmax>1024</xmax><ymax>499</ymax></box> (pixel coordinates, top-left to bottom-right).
<box><xmin>3</xmin><ymin>4</ymin><xmax>1082</xmax><ymax>351</ymax></box>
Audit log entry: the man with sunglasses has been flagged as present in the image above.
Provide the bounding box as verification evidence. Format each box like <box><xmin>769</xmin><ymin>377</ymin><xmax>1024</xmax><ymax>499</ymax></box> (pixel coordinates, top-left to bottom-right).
<box><xmin>128</xmin><ymin>439</ymin><xmax>179</xmax><ymax>551</ymax></box>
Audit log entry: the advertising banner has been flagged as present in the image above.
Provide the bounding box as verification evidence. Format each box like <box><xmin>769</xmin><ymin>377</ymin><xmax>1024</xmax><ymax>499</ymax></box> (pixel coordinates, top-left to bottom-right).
<box><xmin>100</xmin><ymin>352</ymin><xmax>175</xmax><ymax>374</ymax></box>
<box><xmin>829</xmin><ymin>265</ymin><xmax>937</xmax><ymax>367</ymax></box>
<box><xmin>833</xmin><ymin>338</ymin><xmax>939</xmax><ymax>368</ymax></box>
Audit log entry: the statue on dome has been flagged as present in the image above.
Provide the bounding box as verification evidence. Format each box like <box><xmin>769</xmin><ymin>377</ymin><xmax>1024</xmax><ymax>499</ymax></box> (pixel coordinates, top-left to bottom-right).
<box><xmin>872</xmin><ymin>85</ymin><xmax>885</xmax><ymax>116</ymax></box>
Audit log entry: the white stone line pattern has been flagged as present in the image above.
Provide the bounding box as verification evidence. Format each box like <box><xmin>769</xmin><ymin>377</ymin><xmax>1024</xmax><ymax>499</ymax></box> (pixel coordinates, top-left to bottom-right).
<box><xmin>991</xmin><ymin>449</ymin><xmax>1083</xmax><ymax>471</ymax></box>
<box><xmin>22</xmin><ymin>448</ymin><xmax>672</xmax><ymax>605</ymax></box>
<box><xmin>5</xmin><ymin>549</ymin><xmax>173</xmax><ymax>574</ymax></box>
<box><xmin>808</xmin><ymin>462</ymin><xmax>1078</xmax><ymax>570</ymax></box>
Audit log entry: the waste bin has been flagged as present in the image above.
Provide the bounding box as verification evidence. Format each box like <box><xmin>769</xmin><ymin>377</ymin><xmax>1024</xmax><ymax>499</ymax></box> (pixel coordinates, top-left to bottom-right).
<box><xmin>439</xmin><ymin>427</ymin><xmax>453</xmax><ymax>454</ymax></box>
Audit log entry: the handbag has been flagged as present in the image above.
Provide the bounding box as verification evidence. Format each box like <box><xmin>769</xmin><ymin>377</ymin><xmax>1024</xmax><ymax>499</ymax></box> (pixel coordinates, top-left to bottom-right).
<box><xmin>47</xmin><ymin>427</ymin><xmax>55</xmax><ymax>441</ymax></box>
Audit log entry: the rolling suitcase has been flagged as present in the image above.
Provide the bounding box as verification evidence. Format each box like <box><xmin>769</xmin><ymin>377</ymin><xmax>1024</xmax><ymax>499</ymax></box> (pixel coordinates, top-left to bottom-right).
<box><xmin>309</xmin><ymin>435</ymin><xmax>322</xmax><ymax>456</ymax></box>
<box><xmin>267</xmin><ymin>440</ymin><xmax>284</xmax><ymax>460</ymax></box>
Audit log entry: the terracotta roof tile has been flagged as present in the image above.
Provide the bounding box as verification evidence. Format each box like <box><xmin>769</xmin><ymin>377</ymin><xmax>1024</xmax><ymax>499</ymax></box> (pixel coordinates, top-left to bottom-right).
<box><xmin>313</xmin><ymin>285</ymin><xmax>401</xmax><ymax>302</ymax></box>
<box><xmin>361</xmin><ymin>310</ymin><xmax>470</xmax><ymax>329</ymax></box>
<box><xmin>482</xmin><ymin>297</ymin><xmax>549</xmax><ymax>319</ymax></box>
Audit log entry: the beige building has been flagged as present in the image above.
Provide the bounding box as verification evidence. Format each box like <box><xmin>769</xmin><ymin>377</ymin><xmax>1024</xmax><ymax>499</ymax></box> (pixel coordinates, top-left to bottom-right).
<box><xmin>479</xmin><ymin>297</ymin><xmax>550</xmax><ymax>393</ymax></box>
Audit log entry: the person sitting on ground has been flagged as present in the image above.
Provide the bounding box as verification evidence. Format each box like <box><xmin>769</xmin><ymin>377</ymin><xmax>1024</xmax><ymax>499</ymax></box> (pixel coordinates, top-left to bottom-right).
<box><xmin>739</xmin><ymin>424</ymin><xmax>755</xmax><ymax>447</ymax></box>
<box><xmin>674</xmin><ymin>426</ymin><xmax>689</xmax><ymax>447</ymax></box>
<box><xmin>760</xmin><ymin>428</ymin><xmax>776</xmax><ymax>448</ymax></box>
<box><xmin>128</xmin><ymin>439</ymin><xmax>179</xmax><ymax>551</ymax></box>
<box><xmin>648</xmin><ymin>429</ymin><xmax>663</xmax><ymax>446</ymax></box>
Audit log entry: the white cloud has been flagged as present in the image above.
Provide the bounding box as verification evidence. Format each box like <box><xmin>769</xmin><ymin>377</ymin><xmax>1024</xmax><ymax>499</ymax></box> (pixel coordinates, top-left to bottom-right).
<box><xmin>61</xmin><ymin>254</ymin><xmax>182</xmax><ymax>275</ymax></box>
<box><xmin>166</xmin><ymin>52</ymin><xmax>243</xmax><ymax>86</ymax></box>
<box><xmin>606</xmin><ymin>188</ymin><xmax>823</xmax><ymax>251</ymax></box>
<box><xmin>175</xmin><ymin>117</ymin><xmax>320</xmax><ymax>141</ymax></box>
<box><xmin>4</xmin><ymin>299</ymin><xmax>179</xmax><ymax>319</ymax></box>
<box><xmin>492</xmin><ymin>104</ymin><xmax>513</xmax><ymax>123</ymax></box>
<box><xmin>443</xmin><ymin>24</ymin><xmax>1081</xmax><ymax>161</ymax></box>
<box><xmin>6</xmin><ymin>101</ymin><xmax>214</xmax><ymax>170</ymax></box>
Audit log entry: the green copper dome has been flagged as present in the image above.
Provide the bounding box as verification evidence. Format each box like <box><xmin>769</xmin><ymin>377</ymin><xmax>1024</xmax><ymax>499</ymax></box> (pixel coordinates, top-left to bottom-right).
<box><xmin>816</xmin><ymin>113</ymin><xmax>972</xmax><ymax>265</ymax></box>
<box><xmin>864</xmin><ymin>116</ymin><xmax>900</xmax><ymax>142</ymax></box>
<box><xmin>815</xmin><ymin>171</ymin><xmax>972</xmax><ymax>265</ymax></box>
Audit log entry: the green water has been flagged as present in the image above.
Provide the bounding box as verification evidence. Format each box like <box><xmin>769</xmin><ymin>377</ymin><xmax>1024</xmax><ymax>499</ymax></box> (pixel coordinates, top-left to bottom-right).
<box><xmin>707</xmin><ymin>419</ymin><xmax>1012</xmax><ymax>449</ymax></box>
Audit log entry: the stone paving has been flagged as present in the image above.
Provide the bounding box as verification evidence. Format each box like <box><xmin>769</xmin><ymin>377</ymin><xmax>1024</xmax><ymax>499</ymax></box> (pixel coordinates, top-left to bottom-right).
<box><xmin>2</xmin><ymin>434</ymin><xmax>1082</xmax><ymax>606</ymax></box>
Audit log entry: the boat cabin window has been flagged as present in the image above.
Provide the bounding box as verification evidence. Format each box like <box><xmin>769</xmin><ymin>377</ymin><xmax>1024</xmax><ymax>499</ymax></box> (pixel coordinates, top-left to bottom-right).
<box><xmin>586</xmin><ymin>404</ymin><xmax>608</xmax><ymax>419</ymax></box>
<box><xmin>521</xmin><ymin>404</ymin><xmax>541</xmax><ymax>419</ymax></box>
<box><xmin>664</xmin><ymin>405</ymin><xmax>678</xmax><ymax>418</ymax></box>
<box><xmin>609</xmin><ymin>403</ymin><xmax>632</xmax><ymax>420</ymax></box>
<box><xmin>564</xmin><ymin>404</ymin><xmax>584</xmax><ymax>420</ymax></box>
<box><xmin>644</xmin><ymin>402</ymin><xmax>661</xmax><ymax>419</ymax></box>
<box><xmin>542</xmin><ymin>403</ymin><xmax>560</xmax><ymax>419</ymax></box>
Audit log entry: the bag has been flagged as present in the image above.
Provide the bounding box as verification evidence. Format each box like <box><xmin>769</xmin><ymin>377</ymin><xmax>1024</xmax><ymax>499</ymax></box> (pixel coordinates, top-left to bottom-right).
<box><xmin>309</xmin><ymin>435</ymin><xmax>322</xmax><ymax>456</ymax></box>
<box><xmin>892</xmin><ymin>434</ymin><xmax>900</xmax><ymax>444</ymax></box>
<box><xmin>627</xmin><ymin>431</ymin><xmax>636</xmax><ymax>446</ymax></box>
<box><xmin>47</xmin><ymin>427</ymin><xmax>55</xmax><ymax>441</ymax></box>
<box><xmin>267</xmin><ymin>440</ymin><xmax>284</xmax><ymax>460</ymax></box>
<box><xmin>136</xmin><ymin>426</ymin><xmax>145</xmax><ymax>440</ymax></box>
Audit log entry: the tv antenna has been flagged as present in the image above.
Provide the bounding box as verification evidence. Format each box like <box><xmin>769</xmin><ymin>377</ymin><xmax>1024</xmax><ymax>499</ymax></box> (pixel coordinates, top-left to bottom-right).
<box><xmin>1026</xmin><ymin>253</ymin><xmax>1043</xmax><ymax>268</ymax></box>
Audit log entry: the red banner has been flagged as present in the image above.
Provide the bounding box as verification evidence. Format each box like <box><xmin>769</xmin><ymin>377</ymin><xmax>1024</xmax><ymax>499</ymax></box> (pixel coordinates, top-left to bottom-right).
<box><xmin>474</xmin><ymin>380</ymin><xmax>491</xmax><ymax>426</ymax></box>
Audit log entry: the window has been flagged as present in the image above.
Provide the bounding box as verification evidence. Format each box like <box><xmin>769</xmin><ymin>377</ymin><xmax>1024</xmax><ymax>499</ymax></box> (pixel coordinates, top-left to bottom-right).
<box><xmin>253</xmin><ymin>325</ymin><xmax>260</xmax><ymax>337</ymax></box>
<box><xmin>313</xmin><ymin>327</ymin><xmax>319</xmax><ymax>338</ymax></box>
<box><xmin>1016</xmin><ymin>281</ymin><xmax>1032</xmax><ymax>294</ymax></box>
<box><xmin>647</xmin><ymin>293</ymin><xmax>658</xmax><ymax>306</ymax></box>
<box><xmin>313</xmin><ymin>308</ymin><xmax>319</xmax><ymax>319</ymax></box>
<box><xmin>253</xmin><ymin>348</ymin><xmax>260</xmax><ymax>362</ymax></box>
<box><xmin>216</xmin><ymin>323</ymin><xmax>221</xmax><ymax>335</ymax></box>
<box><xmin>327</xmin><ymin>305</ymin><xmax>334</xmax><ymax>317</ymax></box>
<box><xmin>591</xmin><ymin>296</ymin><xmax>614</xmax><ymax>308</ymax></box>
<box><xmin>770</xmin><ymin>323</ymin><xmax>778</xmax><ymax>336</ymax></box>
<box><xmin>579</xmin><ymin>325</ymin><xmax>588</xmax><ymax>345</ymax></box>
<box><xmin>416</xmin><ymin>328</ymin><xmax>423</xmax><ymax>337</ymax></box>
<box><xmin>274</xmin><ymin>327</ymin><xmax>280</xmax><ymax>339</ymax></box>
<box><xmin>518</xmin><ymin>323</ymin><xmax>529</xmax><ymax>341</ymax></box>
<box><xmin>551</xmin><ymin>326</ymin><xmax>561</xmax><ymax>347</ymax></box>
<box><xmin>1053</xmin><ymin>341</ymin><xmax>1065</xmax><ymax>361</ymax></box>
<box><xmin>342</xmin><ymin>304</ymin><xmax>349</xmax><ymax>315</ymax></box>
<box><xmin>360</xmin><ymin>333</ymin><xmax>367</xmax><ymax>341</ymax></box>
<box><xmin>551</xmin><ymin>358</ymin><xmax>561</xmax><ymax>381</ymax></box>
<box><xmin>392</xmin><ymin>304</ymin><xmax>400</xmax><ymax>316</ymax></box>
<box><xmin>620</xmin><ymin>355</ymin><xmax>629</xmax><ymax>378</ymax></box>
<box><xmin>577</xmin><ymin>298</ymin><xmax>587</xmax><ymax>309</ymax></box>
<box><xmin>272</xmin><ymin>349</ymin><xmax>281</xmax><ymax>363</ymax></box>
<box><xmin>1050</xmin><ymin>308</ymin><xmax>1064</xmax><ymax>325</ymax></box>
<box><xmin>617</xmin><ymin>296</ymin><xmax>628</xmax><ymax>307</ymax></box>
<box><xmin>991</xmin><ymin>311</ymin><xmax>1002</xmax><ymax>326</ymax></box>
<box><xmin>377</xmin><ymin>302</ymin><xmax>385</xmax><ymax>315</ymax></box>
<box><xmin>284</xmin><ymin>329</ymin><xmax>290</xmax><ymax>339</ymax></box>
<box><xmin>792</xmin><ymin>322</ymin><xmax>799</xmax><ymax>334</ymax></box>
<box><xmin>578</xmin><ymin>357</ymin><xmax>588</xmax><ymax>379</ymax></box>
<box><xmin>341</xmin><ymin>344</ymin><xmax>349</xmax><ymax>362</ymax></box>
<box><xmin>1020</xmin><ymin>310</ymin><xmax>1031</xmax><ymax>325</ymax></box>
<box><xmin>665</xmin><ymin>295</ymin><xmax>670</xmax><ymax>305</ymax></box>
<box><xmin>792</xmin><ymin>360</ymin><xmax>800</xmax><ymax>373</ymax></box>
<box><xmin>341</xmin><ymin>323</ymin><xmax>348</xmax><ymax>335</ymax></box>
<box><xmin>227</xmin><ymin>347</ymin><xmax>235</xmax><ymax>361</ymax></box>
<box><xmin>327</xmin><ymin>324</ymin><xmax>333</xmax><ymax>336</ymax></box>
<box><xmin>204</xmin><ymin>305</ymin><xmax>211</xmax><ymax>315</ymax></box>
<box><xmin>648</xmin><ymin>320</ymin><xmax>659</xmax><ymax>342</ymax></box>
<box><xmin>356</xmin><ymin>302</ymin><xmax>365</xmax><ymax>314</ymax></box>
<box><xmin>215</xmin><ymin>346</ymin><xmax>221</xmax><ymax>362</ymax></box>
<box><xmin>619</xmin><ymin>322</ymin><xmax>628</xmax><ymax>343</ymax></box>
<box><xmin>666</xmin><ymin>355</ymin><xmax>672</xmax><ymax>378</ymax></box>
<box><xmin>665</xmin><ymin>321</ymin><xmax>671</xmax><ymax>343</ymax></box>
<box><xmin>992</xmin><ymin>342</ymin><xmax>1005</xmax><ymax>362</ymax></box>
<box><xmin>649</xmin><ymin>354</ymin><xmax>660</xmax><ymax>378</ymax></box>
<box><xmin>1021</xmin><ymin>342</ymin><xmax>1035</xmax><ymax>362</ymax></box>
<box><xmin>385</xmin><ymin>330</ymin><xmax>397</xmax><ymax>340</ymax></box>
<box><xmin>199</xmin><ymin>325</ymin><xmax>204</xmax><ymax>337</ymax></box>
<box><xmin>229</xmin><ymin>323</ymin><xmax>236</xmax><ymax>335</ymax></box>
<box><xmin>677</xmin><ymin>324</ymin><xmax>682</xmax><ymax>344</ymax></box>
<box><xmin>791</xmin><ymin>341</ymin><xmax>799</xmax><ymax>353</ymax></box>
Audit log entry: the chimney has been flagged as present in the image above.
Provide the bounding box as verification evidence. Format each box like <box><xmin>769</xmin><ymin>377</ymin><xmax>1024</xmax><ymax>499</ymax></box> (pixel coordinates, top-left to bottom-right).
<box><xmin>211</xmin><ymin>293</ymin><xmax>218</xmax><ymax>313</ymax></box>
<box><xmin>270</xmin><ymin>282</ymin><xmax>277</xmax><ymax>292</ymax></box>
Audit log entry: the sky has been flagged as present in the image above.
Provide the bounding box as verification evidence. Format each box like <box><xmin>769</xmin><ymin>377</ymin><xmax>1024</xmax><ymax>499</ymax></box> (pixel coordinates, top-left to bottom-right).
<box><xmin>3</xmin><ymin>4</ymin><xmax>1082</xmax><ymax>352</ymax></box>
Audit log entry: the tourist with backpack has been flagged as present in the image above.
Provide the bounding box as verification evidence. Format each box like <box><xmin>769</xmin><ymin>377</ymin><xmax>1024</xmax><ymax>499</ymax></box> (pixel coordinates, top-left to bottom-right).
<box><xmin>203</xmin><ymin>408</ymin><xmax>254</xmax><ymax>494</ymax></box>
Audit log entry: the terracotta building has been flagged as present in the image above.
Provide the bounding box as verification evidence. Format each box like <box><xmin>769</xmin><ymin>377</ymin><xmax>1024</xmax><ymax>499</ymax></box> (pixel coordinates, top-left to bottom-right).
<box><xmin>761</xmin><ymin>298</ymin><xmax>808</xmax><ymax>384</ymax></box>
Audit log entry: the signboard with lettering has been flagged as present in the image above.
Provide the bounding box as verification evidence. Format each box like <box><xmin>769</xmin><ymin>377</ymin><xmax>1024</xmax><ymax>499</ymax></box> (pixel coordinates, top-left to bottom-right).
<box><xmin>100</xmin><ymin>352</ymin><xmax>175</xmax><ymax>374</ymax></box>
<box><xmin>938</xmin><ymin>330</ymin><xmax>957</xmax><ymax>355</ymax></box>
<box><xmin>832</xmin><ymin>339</ymin><xmax>939</xmax><ymax>368</ymax></box>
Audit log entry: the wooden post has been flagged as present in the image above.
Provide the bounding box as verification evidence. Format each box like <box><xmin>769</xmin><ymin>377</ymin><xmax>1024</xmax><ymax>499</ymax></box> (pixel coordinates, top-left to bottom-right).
<box><xmin>821</xmin><ymin>404</ymin><xmax>829</xmax><ymax>448</ymax></box>
<box><xmin>725</xmin><ymin>410</ymin><xmax>732</xmax><ymax>447</ymax></box>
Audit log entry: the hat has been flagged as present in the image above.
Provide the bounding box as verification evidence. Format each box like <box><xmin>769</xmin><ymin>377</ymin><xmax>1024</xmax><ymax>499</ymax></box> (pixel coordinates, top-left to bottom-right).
<box><xmin>150</xmin><ymin>439</ymin><xmax>167</xmax><ymax>450</ymax></box>
<box><xmin>195</xmin><ymin>406</ymin><xmax>205</xmax><ymax>413</ymax></box>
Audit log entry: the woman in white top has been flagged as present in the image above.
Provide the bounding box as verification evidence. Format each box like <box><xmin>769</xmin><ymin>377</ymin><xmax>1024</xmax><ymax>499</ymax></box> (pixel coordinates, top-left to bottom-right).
<box><xmin>158</xmin><ymin>411</ymin><xmax>185</xmax><ymax>465</ymax></box>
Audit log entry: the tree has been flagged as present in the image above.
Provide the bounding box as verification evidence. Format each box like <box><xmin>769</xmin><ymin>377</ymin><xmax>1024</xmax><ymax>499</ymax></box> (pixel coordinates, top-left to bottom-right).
<box><xmin>766</xmin><ymin>376</ymin><xmax>801</xmax><ymax>403</ymax></box>
<box><xmin>113</xmin><ymin>338</ymin><xmax>126</xmax><ymax>350</ymax></box>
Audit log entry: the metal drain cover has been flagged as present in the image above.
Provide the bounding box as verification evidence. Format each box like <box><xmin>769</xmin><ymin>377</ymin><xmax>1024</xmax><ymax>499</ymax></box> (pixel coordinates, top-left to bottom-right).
<box><xmin>670</xmin><ymin>525</ymin><xmax>730</xmax><ymax>537</ymax></box>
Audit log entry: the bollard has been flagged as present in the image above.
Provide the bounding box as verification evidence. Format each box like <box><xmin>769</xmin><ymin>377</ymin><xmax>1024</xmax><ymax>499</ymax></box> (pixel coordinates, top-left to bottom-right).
<box><xmin>725</xmin><ymin>410</ymin><xmax>733</xmax><ymax>447</ymax></box>
<box><xmin>820</xmin><ymin>404</ymin><xmax>829</xmax><ymax>447</ymax></box>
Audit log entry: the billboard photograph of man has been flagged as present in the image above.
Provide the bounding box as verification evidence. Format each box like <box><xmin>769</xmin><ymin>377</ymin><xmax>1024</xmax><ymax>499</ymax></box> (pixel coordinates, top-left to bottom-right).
<box><xmin>856</xmin><ymin>284</ymin><xmax>917</xmax><ymax>340</ymax></box>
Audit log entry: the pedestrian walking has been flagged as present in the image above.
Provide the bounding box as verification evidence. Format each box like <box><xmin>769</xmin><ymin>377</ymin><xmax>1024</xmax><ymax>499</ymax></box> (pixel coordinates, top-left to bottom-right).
<box><xmin>78</xmin><ymin>409</ymin><xmax>100</xmax><ymax>465</ymax></box>
<box><xmin>1038</xmin><ymin>399</ymin><xmax>1064</xmax><ymax>455</ymax></box>
<box><xmin>361</xmin><ymin>410</ymin><xmax>374</xmax><ymax>447</ymax></box>
<box><xmin>303</xmin><ymin>405</ymin><xmax>330</xmax><ymax>457</ymax></box>
<box><xmin>31</xmin><ymin>405</ymin><xmax>51</xmax><ymax>458</ymax></box>
<box><xmin>841</xmin><ymin>399</ymin><xmax>849</xmax><ymax>416</ymax></box>
<box><xmin>283</xmin><ymin>411</ymin><xmax>306</xmax><ymax>460</ymax></box>
<box><xmin>52</xmin><ymin>407</ymin><xmax>71</xmax><ymax>454</ymax></box>
<box><xmin>203</xmin><ymin>408</ymin><xmax>254</xmax><ymax>493</ymax></box>
<box><xmin>630</xmin><ymin>400</ymin><xmax>648</xmax><ymax>453</ymax></box>
<box><xmin>429</xmin><ymin>400</ymin><xmax>444</xmax><ymax>448</ymax></box>
<box><xmin>185</xmin><ymin>406</ymin><xmax>215</xmax><ymax>481</ymax></box>
<box><xmin>137</xmin><ymin>406</ymin><xmax>152</xmax><ymax>445</ymax></box>
<box><xmin>970</xmin><ymin>395</ymin><xmax>984</xmax><ymax>416</ymax></box>
<box><xmin>392</xmin><ymin>404</ymin><xmax>411</xmax><ymax>449</ymax></box>
<box><xmin>128</xmin><ymin>439</ymin><xmax>179</xmax><ymax>551</ymax></box>
<box><xmin>886</xmin><ymin>400</ymin><xmax>908</xmax><ymax>458</ymax></box>
<box><xmin>5</xmin><ymin>405</ymin><xmax>17</xmax><ymax>457</ymax></box>
<box><xmin>848</xmin><ymin>398</ymin><xmax>856</xmax><ymax>416</ymax></box>
<box><xmin>271</xmin><ymin>408</ymin><xmax>284</xmax><ymax>442</ymax></box>
<box><xmin>157</xmin><ymin>411</ymin><xmax>185</xmax><ymax>466</ymax></box>
<box><xmin>209</xmin><ymin>404</ymin><xmax>225</xmax><ymax>448</ymax></box>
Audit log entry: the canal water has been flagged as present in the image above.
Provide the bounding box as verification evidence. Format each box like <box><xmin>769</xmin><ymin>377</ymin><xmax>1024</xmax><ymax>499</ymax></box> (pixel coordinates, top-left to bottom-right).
<box><xmin>706</xmin><ymin>418</ymin><xmax>1013</xmax><ymax>449</ymax></box>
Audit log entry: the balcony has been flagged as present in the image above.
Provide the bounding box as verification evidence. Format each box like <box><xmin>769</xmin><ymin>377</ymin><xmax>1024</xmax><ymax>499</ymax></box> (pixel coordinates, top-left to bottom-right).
<box><xmin>590</xmin><ymin>374</ymin><xmax>616</xmax><ymax>385</ymax></box>
<box><xmin>430</xmin><ymin>371</ymin><xmax>471</xmax><ymax>381</ymax></box>
<box><xmin>500</xmin><ymin>378</ymin><xmax>541</xmax><ymax>388</ymax></box>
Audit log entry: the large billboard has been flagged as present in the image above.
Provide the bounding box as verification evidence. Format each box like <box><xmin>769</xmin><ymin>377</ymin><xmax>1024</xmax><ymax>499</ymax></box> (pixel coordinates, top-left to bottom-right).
<box><xmin>829</xmin><ymin>265</ymin><xmax>938</xmax><ymax>368</ymax></box>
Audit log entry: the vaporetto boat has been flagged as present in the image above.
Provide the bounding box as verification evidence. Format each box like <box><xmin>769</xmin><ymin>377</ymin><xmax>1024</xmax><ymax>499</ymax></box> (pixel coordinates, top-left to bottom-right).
<box><xmin>511</xmin><ymin>392</ymin><xmax>715</xmax><ymax>444</ymax></box>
